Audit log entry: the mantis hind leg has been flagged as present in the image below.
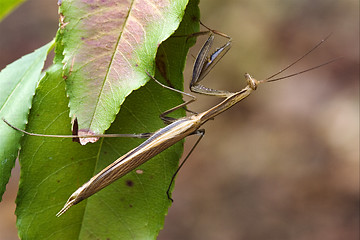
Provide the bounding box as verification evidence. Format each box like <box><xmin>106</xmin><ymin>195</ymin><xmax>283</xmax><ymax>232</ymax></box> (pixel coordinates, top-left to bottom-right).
<box><xmin>166</xmin><ymin>129</ymin><xmax>205</xmax><ymax>202</ymax></box>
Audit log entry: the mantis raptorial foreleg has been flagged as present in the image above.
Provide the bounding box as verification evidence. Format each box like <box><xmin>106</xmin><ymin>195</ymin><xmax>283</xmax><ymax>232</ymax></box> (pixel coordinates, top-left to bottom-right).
<box><xmin>149</xmin><ymin>30</ymin><xmax>234</xmax><ymax>125</ymax></box>
<box><xmin>145</xmin><ymin>26</ymin><xmax>233</xmax><ymax>124</ymax></box>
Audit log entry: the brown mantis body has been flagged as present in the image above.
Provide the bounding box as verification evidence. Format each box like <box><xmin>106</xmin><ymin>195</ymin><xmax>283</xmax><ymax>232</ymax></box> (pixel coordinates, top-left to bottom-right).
<box><xmin>3</xmin><ymin>28</ymin><xmax>335</xmax><ymax>217</ymax></box>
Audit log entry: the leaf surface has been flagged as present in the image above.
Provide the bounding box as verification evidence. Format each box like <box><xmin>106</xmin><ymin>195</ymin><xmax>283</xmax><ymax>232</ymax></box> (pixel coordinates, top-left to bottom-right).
<box><xmin>0</xmin><ymin>0</ymin><xmax>25</xmax><ymax>21</ymax></box>
<box><xmin>60</xmin><ymin>0</ymin><xmax>190</xmax><ymax>139</ymax></box>
<box><xmin>16</xmin><ymin>0</ymin><xmax>199</xmax><ymax>239</ymax></box>
<box><xmin>0</xmin><ymin>40</ymin><xmax>54</xmax><ymax>200</ymax></box>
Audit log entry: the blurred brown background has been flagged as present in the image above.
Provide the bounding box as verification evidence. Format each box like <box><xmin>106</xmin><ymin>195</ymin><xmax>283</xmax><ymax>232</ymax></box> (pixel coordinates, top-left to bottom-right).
<box><xmin>0</xmin><ymin>0</ymin><xmax>358</xmax><ymax>239</ymax></box>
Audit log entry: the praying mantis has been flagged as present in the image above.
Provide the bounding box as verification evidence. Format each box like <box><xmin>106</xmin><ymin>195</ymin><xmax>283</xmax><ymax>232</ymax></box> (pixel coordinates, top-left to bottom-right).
<box><xmin>3</xmin><ymin>27</ymin><xmax>336</xmax><ymax>217</ymax></box>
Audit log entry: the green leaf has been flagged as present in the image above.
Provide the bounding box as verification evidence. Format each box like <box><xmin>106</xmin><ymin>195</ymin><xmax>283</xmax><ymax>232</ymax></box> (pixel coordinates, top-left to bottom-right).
<box><xmin>16</xmin><ymin>0</ymin><xmax>199</xmax><ymax>239</ymax></box>
<box><xmin>60</xmin><ymin>0</ymin><xmax>191</xmax><ymax>139</ymax></box>
<box><xmin>0</xmin><ymin>0</ymin><xmax>25</xmax><ymax>22</ymax></box>
<box><xmin>0</xmin><ymin>40</ymin><xmax>54</xmax><ymax>200</ymax></box>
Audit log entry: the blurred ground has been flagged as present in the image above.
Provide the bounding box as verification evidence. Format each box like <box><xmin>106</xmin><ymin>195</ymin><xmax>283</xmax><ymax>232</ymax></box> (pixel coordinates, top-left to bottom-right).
<box><xmin>0</xmin><ymin>0</ymin><xmax>358</xmax><ymax>240</ymax></box>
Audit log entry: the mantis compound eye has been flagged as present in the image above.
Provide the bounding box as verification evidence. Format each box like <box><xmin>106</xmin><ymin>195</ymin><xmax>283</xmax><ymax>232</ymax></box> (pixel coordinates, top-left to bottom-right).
<box><xmin>244</xmin><ymin>73</ymin><xmax>258</xmax><ymax>90</ymax></box>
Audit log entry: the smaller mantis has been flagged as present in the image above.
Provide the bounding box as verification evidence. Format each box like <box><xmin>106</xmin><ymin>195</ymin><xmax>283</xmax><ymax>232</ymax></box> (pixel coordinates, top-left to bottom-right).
<box><xmin>3</xmin><ymin>28</ymin><xmax>336</xmax><ymax>217</ymax></box>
